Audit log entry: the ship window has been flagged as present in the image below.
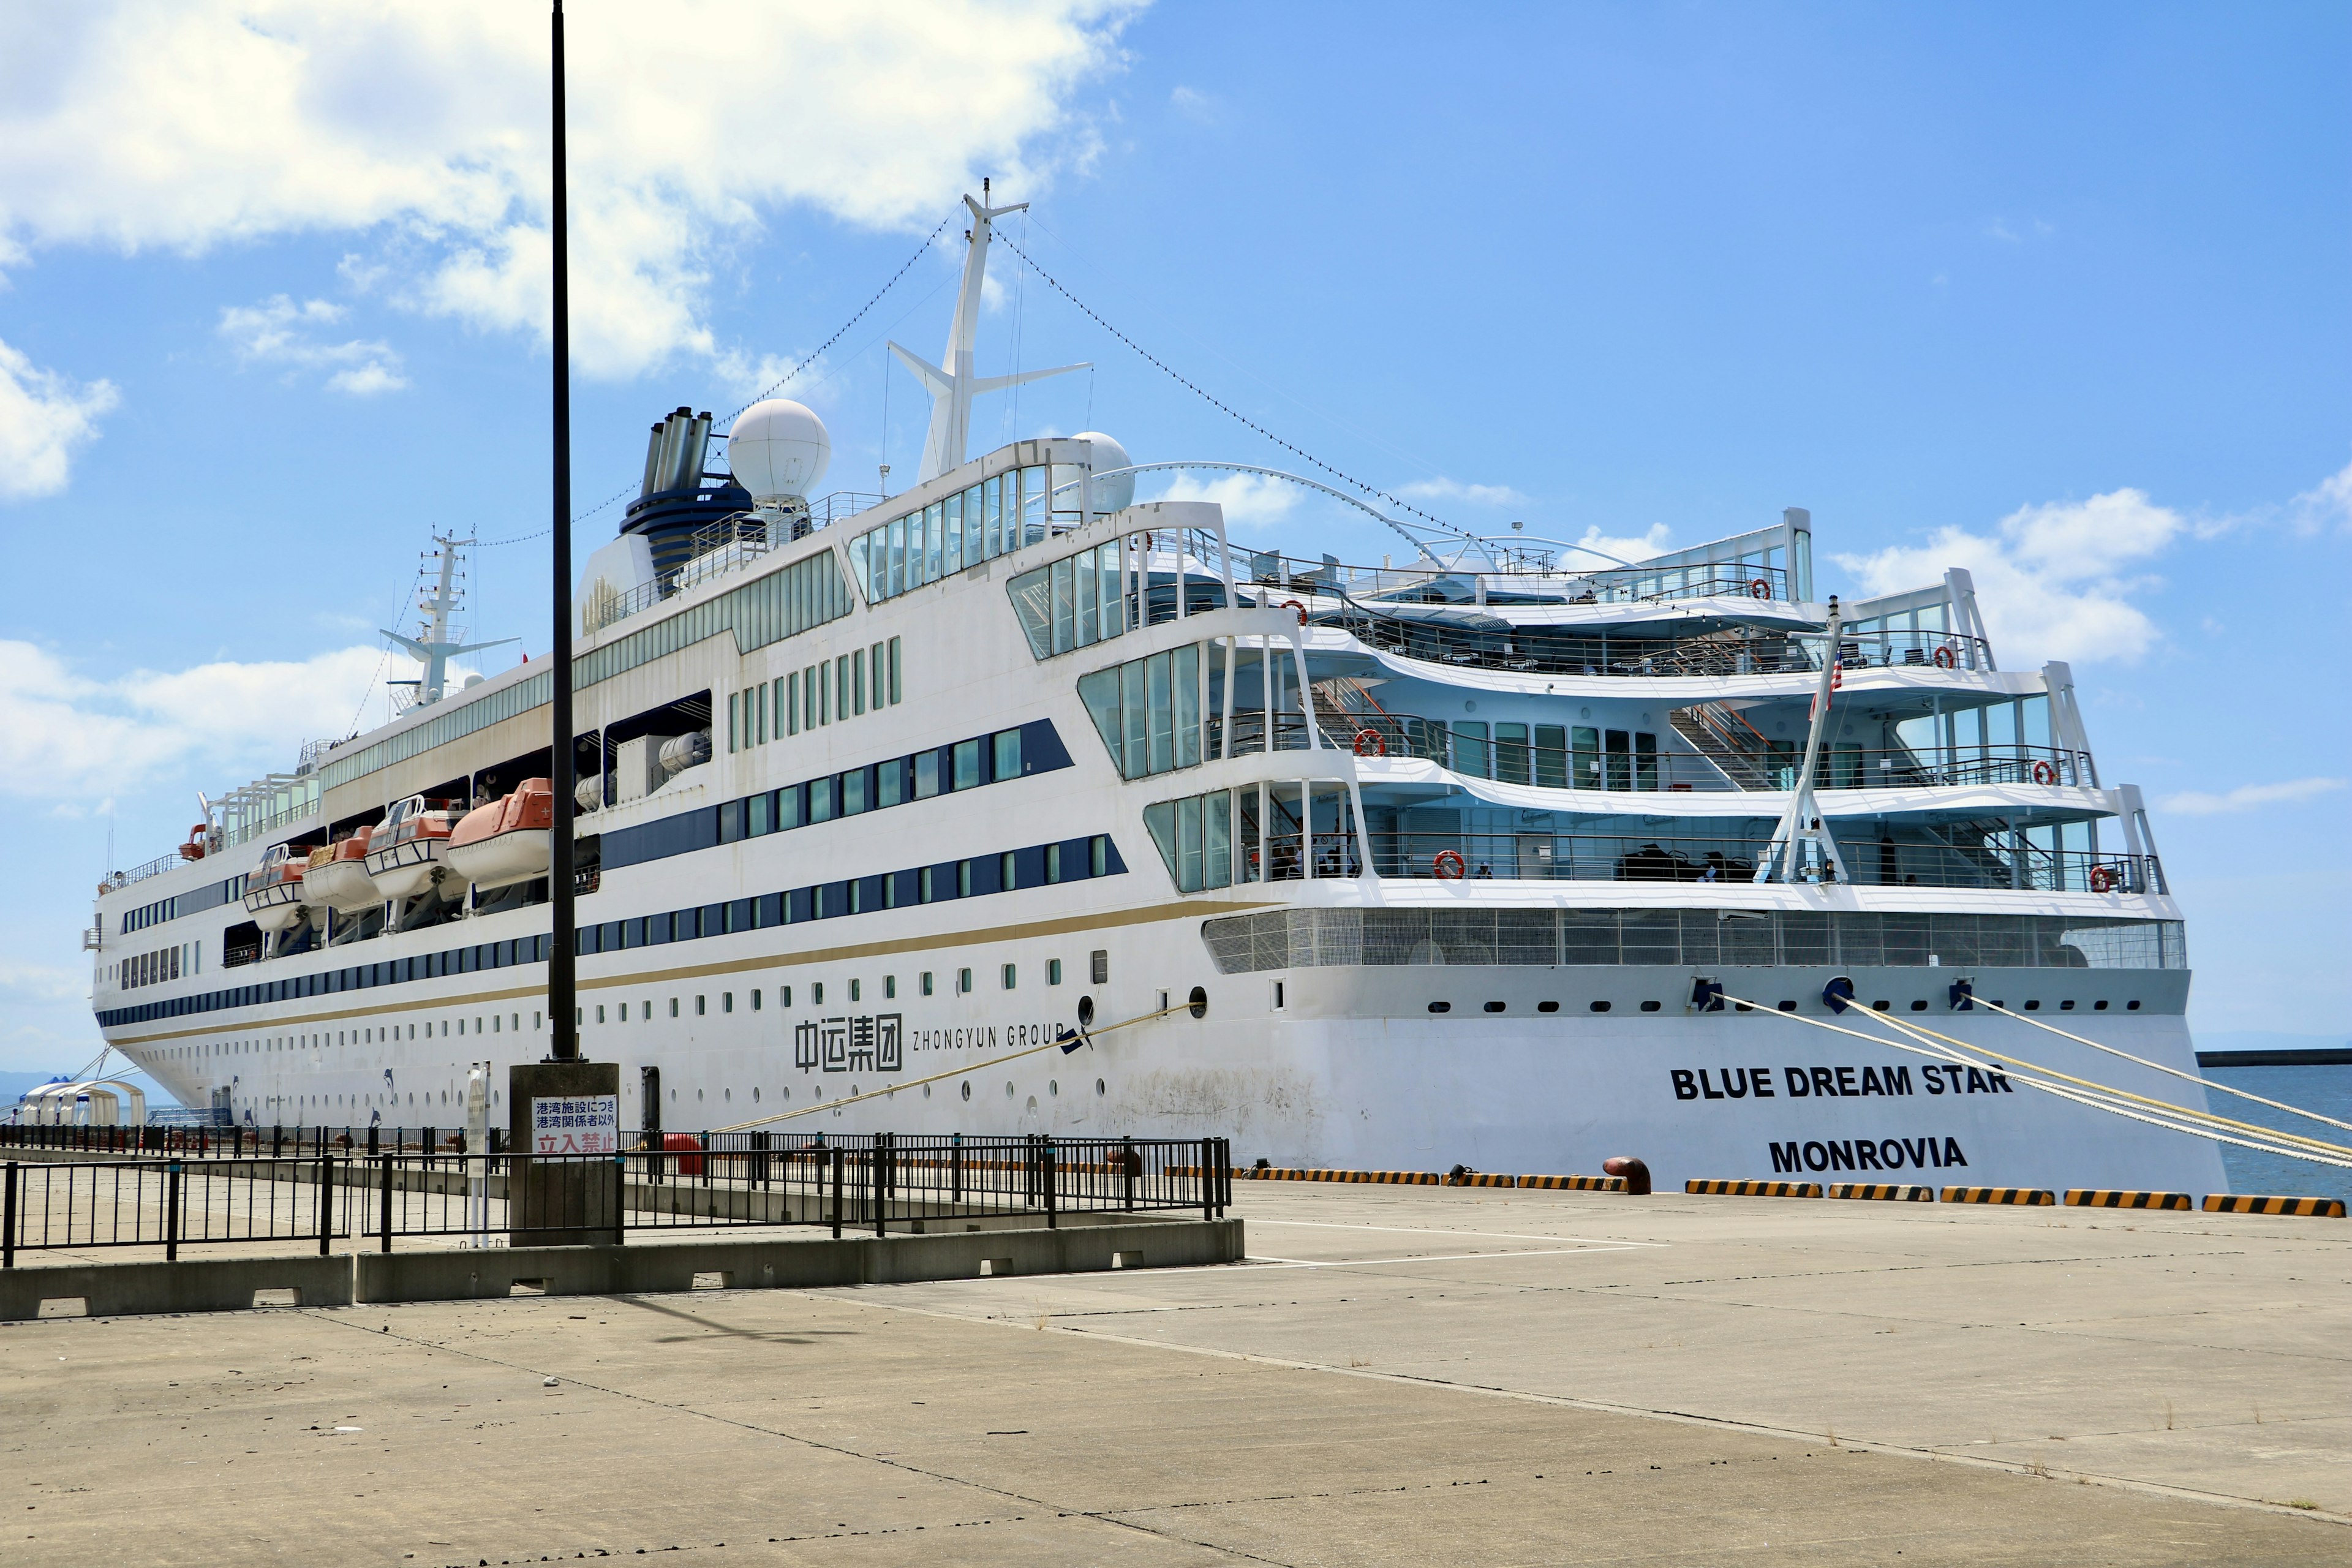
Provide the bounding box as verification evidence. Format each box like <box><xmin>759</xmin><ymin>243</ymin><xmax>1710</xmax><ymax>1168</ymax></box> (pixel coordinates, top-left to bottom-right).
<box><xmin>808</xmin><ymin>775</ymin><xmax>835</xmax><ymax>823</ymax></box>
<box><xmin>852</xmin><ymin>647</ymin><xmax>867</xmax><ymax>716</ymax></box>
<box><xmin>953</xmin><ymin>738</ymin><xmax>982</xmax><ymax>790</ymax></box>
<box><xmin>848</xmin><ymin>978</ymin><xmax>862</xmax><ymax>1003</ymax></box>
<box><xmin>777</xmin><ymin>782</ymin><xmax>804</xmax><ymax>829</ymax></box>
<box><xmin>1534</xmin><ymin>726</ymin><xmax>1567</xmax><ymax>788</ymax></box>
<box><xmin>958</xmin><ymin>968</ymin><xmax>973</xmax><ymax>995</ymax></box>
<box><xmin>1047</xmin><ymin>959</ymin><xmax>1062</xmax><ymax>986</ymax></box>
<box><xmin>888</xmin><ymin>636</ymin><xmax>902</xmax><ymax>704</ymax></box>
<box><xmin>921</xmin><ymin>971</ymin><xmax>933</xmax><ymax>997</ymax></box>
<box><xmin>747</xmin><ymin>791</ymin><xmax>771</xmax><ymax>836</ymax></box>
<box><xmin>1002</xmin><ymin>963</ymin><xmax>1017</xmax><ymax>990</ymax></box>
<box><xmin>884</xmin><ymin>974</ymin><xmax>896</xmax><ymax>1000</ymax></box>
<box><xmin>1000</xmin><ymin>851</ymin><xmax>1017</xmax><ymax>892</ymax></box>
<box><xmin>778</xmin><ymin>986</ymin><xmax>790</xmax><ymax>1006</ymax></box>
<box><xmin>695</xmin><ymin>995</ymin><xmax>706</xmax><ymax>1016</ymax></box>
<box><xmin>812</xmin><ymin>982</ymin><xmax>823</xmax><ymax>1005</ymax></box>
<box><xmin>1453</xmin><ymin>722</ymin><xmax>1490</xmax><ymax>778</ymax></box>
<box><xmin>993</xmin><ymin>728</ymin><xmax>1023</xmax><ymax>781</ymax></box>
<box><xmin>778</xmin><ymin>675</ymin><xmax>793</xmax><ymax>737</ymax></box>
<box><xmin>842</xmin><ymin>766</ymin><xmax>869</xmax><ymax>816</ymax></box>
<box><xmin>1496</xmin><ymin>723</ymin><xmax>1531</xmax><ymax>786</ymax></box>
<box><xmin>877</xmin><ymin>755</ymin><xmax>903</xmax><ymax>808</ymax></box>
<box><xmin>914</xmin><ymin>750</ymin><xmax>940</xmax><ymax>798</ymax></box>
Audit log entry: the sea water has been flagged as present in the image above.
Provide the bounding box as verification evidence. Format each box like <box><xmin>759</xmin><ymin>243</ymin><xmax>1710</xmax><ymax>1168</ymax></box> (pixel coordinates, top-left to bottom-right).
<box><xmin>2207</xmin><ymin>1063</ymin><xmax>2352</xmax><ymax>1205</ymax></box>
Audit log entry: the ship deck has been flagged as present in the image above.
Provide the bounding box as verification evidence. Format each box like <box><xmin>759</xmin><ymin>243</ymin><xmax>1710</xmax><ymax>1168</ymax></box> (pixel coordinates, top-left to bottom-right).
<box><xmin>5</xmin><ymin>1181</ymin><xmax>2343</xmax><ymax>1562</ymax></box>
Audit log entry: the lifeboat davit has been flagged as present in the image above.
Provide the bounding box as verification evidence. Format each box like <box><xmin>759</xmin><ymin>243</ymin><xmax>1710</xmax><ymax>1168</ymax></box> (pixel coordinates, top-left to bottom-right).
<box><xmin>445</xmin><ymin>778</ymin><xmax>554</xmax><ymax>892</ymax></box>
<box><xmin>300</xmin><ymin>826</ymin><xmax>382</xmax><ymax>914</ymax></box>
<box><xmin>364</xmin><ymin>795</ymin><xmax>461</xmax><ymax>901</ymax></box>
<box><xmin>241</xmin><ymin>843</ymin><xmax>314</xmax><ymax>933</ymax></box>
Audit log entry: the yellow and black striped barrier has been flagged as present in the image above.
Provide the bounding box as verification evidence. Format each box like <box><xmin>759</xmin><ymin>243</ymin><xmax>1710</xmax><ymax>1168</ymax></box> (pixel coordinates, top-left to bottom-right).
<box><xmin>1248</xmin><ymin>1167</ymin><xmax>1442</xmax><ymax>1185</ymax></box>
<box><xmin>1828</xmin><ymin>1183</ymin><xmax>1934</xmax><ymax>1202</ymax></box>
<box><xmin>1942</xmin><ymin>1186</ymin><xmax>2055</xmax><ymax>1205</ymax></box>
<box><xmin>1686</xmin><ymin>1178</ymin><xmax>1822</xmax><ymax>1198</ymax></box>
<box><xmin>2202</xmin><ymin>1194</ymin><xmax>2347</xmax><ymax>1218</ymax></box>
<box><xmin>1448</xmin><ymin>1172</ymin><xmax>1518</xmax><ymax>1188</ymax></box>
<box><xmin>2064</xmin><ymin>1189</ymin><xmax>2191</xmax><ymax>1211</ymax></box>
<box><xmin>1518</xmin><ymin>1174</ymin><xmax>1627</xmax><ymax>1192</ymax></box>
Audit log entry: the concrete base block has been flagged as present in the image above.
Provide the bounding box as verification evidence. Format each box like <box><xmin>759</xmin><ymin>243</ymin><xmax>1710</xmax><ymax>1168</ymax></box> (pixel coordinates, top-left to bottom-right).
<box><xmin>353</xmin><ymin>1218</ymin><xmax>1244</xmax><ymax>1305</ymax></box>
<box><xmin>0</xmin><ymin>1254</ymin><xmax>352</xmax><ymax>1322</ymax></box>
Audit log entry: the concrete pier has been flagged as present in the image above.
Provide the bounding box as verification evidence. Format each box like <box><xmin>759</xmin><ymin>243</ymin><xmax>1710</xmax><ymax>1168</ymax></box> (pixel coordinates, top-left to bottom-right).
<box><xmin>2</xmin><ymin>1183</ymin><xmax>2342</xmax><ymax>1563</ymax></box>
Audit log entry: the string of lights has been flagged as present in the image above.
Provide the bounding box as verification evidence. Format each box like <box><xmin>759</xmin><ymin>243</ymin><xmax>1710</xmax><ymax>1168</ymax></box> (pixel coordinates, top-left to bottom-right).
<box><xmin>997</xmin><ymin>236</ymin><xmax>1461</xmax><ymax>537</ymax></box>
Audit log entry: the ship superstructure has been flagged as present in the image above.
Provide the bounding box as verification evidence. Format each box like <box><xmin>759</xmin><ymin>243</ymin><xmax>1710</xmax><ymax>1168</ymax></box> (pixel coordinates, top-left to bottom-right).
<box><xmin>77</xmin><ymin>204</ymin><xmax>2218</xmax><ymax>1191</ymax></box>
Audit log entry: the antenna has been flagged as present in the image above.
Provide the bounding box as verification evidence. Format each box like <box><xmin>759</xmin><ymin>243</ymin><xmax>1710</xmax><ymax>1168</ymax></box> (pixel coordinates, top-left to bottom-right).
<box><xmin>380</xmin><ymin>534</ymin><xmax>518</xmax><ymax>706</ymax></box>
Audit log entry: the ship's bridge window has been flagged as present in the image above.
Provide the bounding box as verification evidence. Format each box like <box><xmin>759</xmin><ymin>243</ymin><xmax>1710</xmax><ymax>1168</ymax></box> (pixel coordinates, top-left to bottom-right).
<box><xmin>852</xmin><ymin>464</ymin><xmax>1047</xmax><ymax>604</ymax></box>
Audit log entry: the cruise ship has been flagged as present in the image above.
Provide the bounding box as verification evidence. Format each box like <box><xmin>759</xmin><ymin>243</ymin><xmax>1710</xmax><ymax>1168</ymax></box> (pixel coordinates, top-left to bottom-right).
<box><xmin>78</xmin><ymin>195</ymin><xmax>2223</xmax><ymax>1193</ymax></box>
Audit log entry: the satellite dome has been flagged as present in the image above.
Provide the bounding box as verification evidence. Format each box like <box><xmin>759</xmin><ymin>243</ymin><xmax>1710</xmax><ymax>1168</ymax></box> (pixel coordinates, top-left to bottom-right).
<box><xmin>728</xmin><ymin>399</ymin><xmax>831</xmax><ymax>503</ymax></box>
<box><xmin>1074</xmin><ymin>432</ymin><xmax>1133</xmax><ymax>512</ymax></box>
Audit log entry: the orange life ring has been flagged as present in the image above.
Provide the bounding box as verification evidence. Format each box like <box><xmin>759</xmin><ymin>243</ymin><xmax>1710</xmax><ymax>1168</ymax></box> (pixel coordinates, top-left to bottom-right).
<box><xmin>1749</xmin><ymin>578</ymin><xmax>1771</xmax><ymax>599</ymax></box>
<box><xmin>2030</xmin><ymin>760</ymin><xmax>2059</xmax><ymax>786</ymax></box>
<box><xmin>1433</xmin><ymin>850</ymin><xmax>1467</xmax><ymax>880</ymax></box>
<box><xmin>1932</xmin><ymin>646</ymin><xmax>1956</xmax><ymax>669</ymax></box>
<box><xmin>1353</xmin><ymin>728</ymin><xmax>1386</xmax><ymax>758</ymax></box>
<box><xmin>2088</xmin><ymin>865</ymin><xmax>2116</xmax><ymax>894</ymax></box>
<box><xmin>1281</xmin><ymin>598</ymin><xmax>1308</xmax><ymax>626</ymax></box>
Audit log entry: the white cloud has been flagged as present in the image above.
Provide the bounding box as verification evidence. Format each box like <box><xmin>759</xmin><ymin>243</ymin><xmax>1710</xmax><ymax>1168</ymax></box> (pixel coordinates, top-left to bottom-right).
<box><xmin>1561</xmin><ymin>523</ymin><xmax>1671</xmax><ymax>568</ymax></box>
<box><xmin>0</xmin><ymin>639</ymin><xmax>390</xmax><ymax>804</ymax></box>
<box><xmin>1396</xmin><ymin>477</ymin><xmax>1528</xmax><ymax>507</ymax></box>
<box><xmin>1147</xmin><ymin>470</ymin><xmax>1301</xmax><ymax>530</ymax></box>
<box><xmin>1836</xmin><ymin>488</ymin><xmax>2184</xmax><ymax>665</ymax></box>
<box><xmin>217</xmin><ymin>295</ymin><xmax>407</xmax><ymax>394</ymax></box>
<box><xmin>0</xmin><ymin>2</ymin><xmax>1139</xmax><ymax>380</ymax></box>
<box><xmin>2158</xmin><ymin>777</ymin><xmax>2346</xmax><ymax>816</ymax></box>
<box><xmin>0</xmin><ymin>336</ymin><xmax>118</xmax><ymax>500</ymax></box>
<box><xmin>1169</xmin><ymin>85</ymin><xmax>1213</xmax><ymax>122</ymax></box>
<box><xmin>2287</xmin><ymin>456</ymin><xmax>2352</xmax><ymax>535</ymax></box>
<box><xmin>0</xmin><ymin>960</ymin><xmax>83</xmax><ymax>1006</ymax></box>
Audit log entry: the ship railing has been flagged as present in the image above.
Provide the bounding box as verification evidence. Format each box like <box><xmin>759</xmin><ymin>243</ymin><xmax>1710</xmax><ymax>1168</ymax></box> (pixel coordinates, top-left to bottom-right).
<box><xmin>1242</xmin><ymin>551</ymin><xmax>1796</xmax><ymax>606</ymax></box>
<box><xmin>1234</xmin><ymin>831</ymin><xmax>2161</xmax><ymax>894</ymax></box>
<box><xmin>0</xmin><ymin>1133</ymin><xmax>1234</xmax><ymax>1263</ymax></box>
<box><xmin>102</xmin><ymin>852</ymin><xmax>186</xmax><ymax>891</ymax></box>
<box><xmin>1322</xmin><ymin>611</ymin><xmax>1993</xmax><ymax>679</ymax></box>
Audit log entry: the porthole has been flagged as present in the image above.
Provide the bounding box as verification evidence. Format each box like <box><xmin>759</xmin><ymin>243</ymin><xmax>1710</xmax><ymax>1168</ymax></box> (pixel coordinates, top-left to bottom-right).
<box><xmin>1640</xmin><ymin>1000</ymin><xmax>1661</xmax><ymax>1012</ymax></box>
<box><xmin>752</xmin><ymin>1087</ymin><xmax>761</xmax><ymax>1102</ymax></box>
<box><xmin>2094</xmin><ymin>1000</ymin><xmax>2109</xmax><ymax>1011</ymax></box>
<box><xmin>2127</xmin><ymin>1000</ymin><xmax>2141</xmax><ymax>1011</ymax></box>
<box><xmin>923</xmin><ymin>1084</ymin><xmax>932</xmax><ymax>1099</ymax></box>
<box><xmin>1005</xmin><ymin>1081</ymin><xmax>1015</xmax><ymax>1098</ymax></box>
<box><xmin>1537</xmin><ymin>1001</ymin><xmax>1559</xmax><ymax>1014</ymax></box>
<box><xmin>2060</xmin><ymin>999</ymin><xmax>2076</xmax><ymax>1011</ymax></box>
<box><xmin>960</xmin><ymin>1081</ymin><xmax>971</xmax><ymax>1101</ymax></box>
<box><xmin>1909</xmin><ymin>1000</ymin><xmax>1928</xmax><ymax>1011</ymax></box>
<box><xmin>1096</xmin><ymin>1078</ymin><xmax>1106</xmax><ymax>1096</ymax></box>
<box><xmin>723</xmin><ymin>1088</ymin><xmax>731</xmax><ymax>1101</ymax></box>
<box><xmin>1428</xmin><ymin>1001</ymin><xmax>1452</xmax><ymax>1014</ymax></box>
<box><xmin>1872</xmin><ymin>1001</ymin><xmax>1890</xmax><ymax>1012</ymax></box>
<box><xmin>1777</xmin><ymin>1001</ymin><xmax>1796</xmax><ymax>1012</ymax></box>
<box><xmin>1483</xmin><ymin>1001</ymin><xmax>1506</xmax><ymax>1014</ymax></box>
<box><xmin>1049</xmin><ymin>1080</ymin><xmax>1058</xmax><ymax>1096</ymax></box>
<box><xmin>1590</xmin><ymin>1000</ymin><xmax>1611</xmax><ymax>1013</ymax></box>
<box><xmin>1025</xmin><ymin>1095</ymin><xmax>1039</xmax><ymax>1114</ymax></box>
<box><xmin>2024</xmin><ymin>1000</ymin><xmax>2041</xmax><ymax>1011</ymax></box>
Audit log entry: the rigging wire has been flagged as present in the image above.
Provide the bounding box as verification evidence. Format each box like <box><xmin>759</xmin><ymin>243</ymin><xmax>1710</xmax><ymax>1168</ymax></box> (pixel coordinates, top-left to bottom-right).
<box><xmin>1970</xmin><ymin>999</ymin><xmax>2352</xmax><ymax>1136</ymax></box>
<box><xmin>1716</xmin><ymin>991</ymin><xmax>2352</xmax><ymax>1170</ymax></box>
<box><xmin>995</xmin><ymin>235</ymin><xmax>1467</xmax><ymax>541</ymax></box>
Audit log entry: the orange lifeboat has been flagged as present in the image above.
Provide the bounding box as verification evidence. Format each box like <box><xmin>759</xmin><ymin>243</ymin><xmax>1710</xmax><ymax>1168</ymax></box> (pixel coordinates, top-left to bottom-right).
<box><xmin>445</xmin><ymin>778</ymin><xmax>554</xmax><ymax>892</ymax></box>
<box><xmin>364</xmin><ymin>795</ymin><xmax>461</xmax><ymax>902</ymax></box>
<box><xmin>240</xmin><ymin>842</ymin><xmax>315</xmax><ymax>932</ymax></box>
<box><xmin>300</xmin><ymin>826</ymin><xmax>382</xmax><ymax>914</ymax></box>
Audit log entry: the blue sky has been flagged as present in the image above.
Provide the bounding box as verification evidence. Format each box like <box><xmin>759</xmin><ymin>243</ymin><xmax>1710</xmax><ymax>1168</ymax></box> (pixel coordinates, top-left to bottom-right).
<box><xmin>1</xmin><ymin>1</ymin><xmax>2346</xmax><ymax>1079</ymax></box>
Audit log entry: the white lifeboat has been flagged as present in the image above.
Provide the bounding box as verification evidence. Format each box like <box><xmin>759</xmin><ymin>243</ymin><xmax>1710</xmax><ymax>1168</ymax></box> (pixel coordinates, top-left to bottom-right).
<box><xmin>364</xmin><ymin>795</ymin><xmax>461</xmax><ymax>901</ymax></box>
<box><xmin>300</xmin><ymin>826</ymin><xmax>382</xmax><ymax>914</ymax></box>
<box><xmin>445</xmin><ymin>778</ymin><xmax>554</xmax><ymax>892</ymax></box>
<box><xmin>241</xmin><ymin>843</ymin><xmax>313</xmax><ymax>932</ymax></box>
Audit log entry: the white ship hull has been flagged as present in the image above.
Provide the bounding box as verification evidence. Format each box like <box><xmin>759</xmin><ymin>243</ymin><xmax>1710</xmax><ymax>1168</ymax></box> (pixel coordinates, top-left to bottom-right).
<box><xmin>301</xmin><ymin>858</ymin><xmax>383</xmax><ymax>914</ymax></box>
<box><xmin>364</xmin><ymin>839</ymin><xmax>448</xmax><ymax>902</ymax></box>
<box><xmin>444</xmin><ymin>829</ymin><xmax>549</xmax><ymax>892</ymax></box>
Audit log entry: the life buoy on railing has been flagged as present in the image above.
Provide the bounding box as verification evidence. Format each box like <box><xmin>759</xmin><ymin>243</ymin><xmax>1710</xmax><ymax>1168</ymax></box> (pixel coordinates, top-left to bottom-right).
<box><xmin>2088</xmin><ymin>864</ymin><xmax>2117</xmax><ymax>894</ymax></box>
<box><xmin>1281</xmin><ymin>598</ymin><xmax>1308</xmax><ymax>627</ymax></box>
<box><xmin>1932</xmin><ymin>645</ymin><xmax>1957</xmax><ymax>669</ymax></box>
<box><xmin>1749</xmin><ymin>578</ymin><xmax>1771</xmax><ymax>600</ymax></box>
<box><xmin>1433</xmin><ymin>850</ymin><xmax>1467</xmax><ymax>880</ymax></box>
<box><xmin>2030</xmin><ymin>759</ymin><xmax>2059</xmax><ymax>786</ymax></box>
<box><xmin>1353</xmin><ymin>728</ymin><xmax>1386</xmax><ymax>758</ymax></box>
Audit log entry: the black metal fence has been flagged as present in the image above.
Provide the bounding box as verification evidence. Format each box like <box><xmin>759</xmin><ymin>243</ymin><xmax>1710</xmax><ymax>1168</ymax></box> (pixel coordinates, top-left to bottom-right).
<box><xmin>1</xmin><ymin>1134</ymin><xmax>1234</xmax><ymax>1265</ymax></box>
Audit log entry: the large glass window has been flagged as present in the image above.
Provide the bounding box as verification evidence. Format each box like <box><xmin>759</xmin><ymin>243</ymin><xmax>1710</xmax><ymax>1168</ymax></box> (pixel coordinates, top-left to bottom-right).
<box><xmin>1078</xmin><ymin>643</ymin><xmax>1202</xmax><ymax>782</ymax></box>
<box><xmin>1145</xmin><ymin>789</ymin><xmax>1235</xmax><ymax>893</ymax></box>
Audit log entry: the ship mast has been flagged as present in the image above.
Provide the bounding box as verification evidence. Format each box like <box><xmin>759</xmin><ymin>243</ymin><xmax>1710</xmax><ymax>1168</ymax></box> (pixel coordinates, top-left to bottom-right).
<box><xmin>381</xmin><ymin>534</ymin><xmax>517</xmax><ymax>707</ymax></box>
<box><xmin>889</xmin><ymin>179</ymin><xmax>1090</xmax><ymax>483</ymax></box>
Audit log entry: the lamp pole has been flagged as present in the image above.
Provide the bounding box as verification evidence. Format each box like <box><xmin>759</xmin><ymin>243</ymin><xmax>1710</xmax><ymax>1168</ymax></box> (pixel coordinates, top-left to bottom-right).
<box><xmin>547</xmin><ymin>0</ymin><xmax>578</xmax><ymax>1063</ymax></box>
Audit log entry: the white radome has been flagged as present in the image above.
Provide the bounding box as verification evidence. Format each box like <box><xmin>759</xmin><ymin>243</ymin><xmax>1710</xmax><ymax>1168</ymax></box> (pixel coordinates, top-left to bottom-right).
<box><xmin>1074</xmin><ymin>431</ymin><xmax>1134</xmax><ymax>511</ymax></box>
<box><xmin>729</xmin><ymin>399</ymin><xmax>832</xmax><ymax>503</ymax></box>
